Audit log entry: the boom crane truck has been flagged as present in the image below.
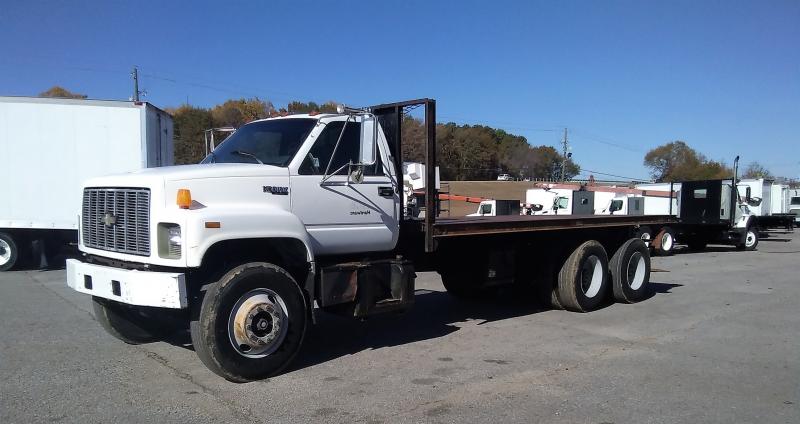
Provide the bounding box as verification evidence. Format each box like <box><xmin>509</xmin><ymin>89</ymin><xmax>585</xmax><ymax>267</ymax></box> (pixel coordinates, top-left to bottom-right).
<box><xmin>66</xmin><ymin>99</ymin><xmax>675</xmax><ymax>382</ymax></box>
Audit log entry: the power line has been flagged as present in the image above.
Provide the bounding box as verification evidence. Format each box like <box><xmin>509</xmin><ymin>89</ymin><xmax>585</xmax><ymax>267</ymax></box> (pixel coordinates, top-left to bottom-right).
<box><xmin>577</xmin><ymin>168</ymin><xmax>651</xmax><ymax>181</ymax></box>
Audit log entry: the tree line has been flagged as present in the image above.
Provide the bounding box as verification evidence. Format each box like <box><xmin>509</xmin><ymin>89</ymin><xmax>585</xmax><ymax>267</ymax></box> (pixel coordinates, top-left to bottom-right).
<box><xmin>166</xmin><ymin>97</ymin><xmax>580</xmax><ymax>180</ymax></box>
<box><xmin>36</xmin><ymin>86</ymin><xmax>794</xmax><ymax>185</ymax></box>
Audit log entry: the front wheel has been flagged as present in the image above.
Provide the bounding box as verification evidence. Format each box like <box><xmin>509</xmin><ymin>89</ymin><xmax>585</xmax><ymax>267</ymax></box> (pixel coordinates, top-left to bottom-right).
<box><xmin>736</xmin><ymin>227</ymin><xmax>759</xmax><ymax>251</ymax></box>
<box><xmin>190</xmin><ymin>262</ymin><xmax>308</xmax><ymax>383</ymax></box>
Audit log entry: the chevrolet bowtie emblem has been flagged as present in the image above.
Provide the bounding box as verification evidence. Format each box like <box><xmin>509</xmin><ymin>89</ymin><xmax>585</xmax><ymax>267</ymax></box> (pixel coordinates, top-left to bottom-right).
<box><xmin>102</xmin><ymin>212</ymin><xmax>117</xmax><ymax>227</ymax></box>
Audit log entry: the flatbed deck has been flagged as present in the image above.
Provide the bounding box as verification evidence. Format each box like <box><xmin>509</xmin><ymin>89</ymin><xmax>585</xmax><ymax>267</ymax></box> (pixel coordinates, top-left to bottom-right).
<box><xmin>431</xmin><ymin>214</ymin><xmax>677</xmax><ymax>238</ymax></box>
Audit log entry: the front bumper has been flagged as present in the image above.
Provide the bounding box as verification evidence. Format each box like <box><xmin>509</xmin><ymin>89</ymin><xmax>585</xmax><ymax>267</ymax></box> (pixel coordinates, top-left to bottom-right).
<box><xmin>66</xmin><ymin>259</ymin><xmax>188</xmax><ymax>309</ymax></box>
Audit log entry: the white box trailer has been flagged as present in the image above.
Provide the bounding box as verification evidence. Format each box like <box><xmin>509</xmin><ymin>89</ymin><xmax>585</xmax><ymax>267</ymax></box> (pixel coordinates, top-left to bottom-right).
<box><xmin>0</xmin><ymin>96</ymin><xmax>173</xmax><ymax>271</ymax></box>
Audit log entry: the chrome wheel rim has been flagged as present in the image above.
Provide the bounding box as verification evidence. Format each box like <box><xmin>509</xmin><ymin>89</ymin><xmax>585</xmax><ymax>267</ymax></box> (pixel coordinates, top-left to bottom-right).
<box><xmin>580</xmin><ymin>255</ymin><xmax>604</xmax><ymax>298</ymax></box>
<box><xmin>745</xmin><ymin>231</ymin><xmax>756</xmax><ymax>248</ymax></box>
<box><xmin>627</xmin><ymin>252</ymin><xmax>646</xmax><ymax>290</ymax></box>
<box><xmin>228</xmin><ymin>288</ymin><xmax>289</xmax><ymax>358</ymax></box>
<box><xmin>639</xmin><ymin>231</ymin><xmax>651</xmax><ymax>247</ymax></box>
<box><xmin>661</xmin><ymin>233</ymin><xmax>673</xmax><ymax>251</ymax></box>
<box><xmin>0</xmin><ymin>239</ymin><xmax>11</xmax><ymax>266</ymax></box>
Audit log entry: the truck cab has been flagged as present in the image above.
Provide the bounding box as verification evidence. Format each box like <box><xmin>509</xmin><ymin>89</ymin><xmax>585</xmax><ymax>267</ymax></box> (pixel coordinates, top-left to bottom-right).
<box><xmin>467</xmin><ymin>199</ymin><xmax>521</xmax><ymax>217</ymax></box>
<box><xmin>67</xmin><ymin>109</ymin><xmax>413</xmax><ymax>381</ymax></box>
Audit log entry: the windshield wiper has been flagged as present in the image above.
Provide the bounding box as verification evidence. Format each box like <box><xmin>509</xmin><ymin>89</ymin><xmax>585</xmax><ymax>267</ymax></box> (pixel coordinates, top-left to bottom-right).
<box><xmin>231</xmin><ymin>150</ymin><xmax>264</xmax><ymax>164</ymax></box>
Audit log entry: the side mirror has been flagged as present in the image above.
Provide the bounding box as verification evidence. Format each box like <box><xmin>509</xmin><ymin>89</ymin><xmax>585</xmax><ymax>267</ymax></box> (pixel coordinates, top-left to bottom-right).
<box><xmin>359</xmin><ymin>115</ymin><xmax>377</xmax><ymax>165</ymax></box>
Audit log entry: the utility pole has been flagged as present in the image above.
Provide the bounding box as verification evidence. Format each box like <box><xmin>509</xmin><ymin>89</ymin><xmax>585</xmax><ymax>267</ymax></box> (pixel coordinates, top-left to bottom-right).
<box><xmin>131</xmin><ymin>66</ymin><xmax>140</xmax><ymax>101</ymax></box>
<box><xmin>560</xmin><ymin>127</ymin><xmax>570</xmax><ymax>181</ymax></box>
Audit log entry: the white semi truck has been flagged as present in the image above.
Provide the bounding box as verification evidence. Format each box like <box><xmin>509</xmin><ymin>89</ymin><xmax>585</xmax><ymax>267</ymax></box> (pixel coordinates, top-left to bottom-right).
<box><xmin>0</xmin><ymin>96</ymin><xmax>173</xmax><ymax>271</ymax></box>
<box><xmin>65</xmin><ymin>99</ymin><xmax>677</xmax><ymax>382</ymax></box>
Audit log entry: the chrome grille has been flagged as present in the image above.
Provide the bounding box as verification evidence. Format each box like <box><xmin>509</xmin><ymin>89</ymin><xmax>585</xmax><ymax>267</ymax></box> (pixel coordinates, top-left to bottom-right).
<box><xmin>82</xmin><ymin>188</ymin><xmax>151</xmax><ymax>256</ymax></box>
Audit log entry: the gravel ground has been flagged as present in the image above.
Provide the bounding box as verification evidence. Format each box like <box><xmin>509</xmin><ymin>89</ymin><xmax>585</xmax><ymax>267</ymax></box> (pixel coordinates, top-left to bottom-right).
<box><xmin>1</xmin><ymin>231</ymin><xmax>798</xmax><ymax>423</ymax></box>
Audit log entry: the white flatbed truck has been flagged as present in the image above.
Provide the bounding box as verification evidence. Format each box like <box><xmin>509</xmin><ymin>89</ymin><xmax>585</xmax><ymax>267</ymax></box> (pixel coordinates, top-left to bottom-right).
<box><xmin>66</xmin><ymin>99</ymin><xmax>675</xmax><ymax>382</ymax></box>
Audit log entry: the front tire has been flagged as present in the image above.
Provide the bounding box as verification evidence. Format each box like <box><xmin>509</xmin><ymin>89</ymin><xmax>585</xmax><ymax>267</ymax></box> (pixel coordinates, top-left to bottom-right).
<box><xmin>556</xmin><ymin>240</ymin><xmax>610</xmax><ymax>312</ymax></box>
<box><xmin>737</xmin><ymin>227</ymin><xmax>759</xmax><ymax>251</ymax></box>
<box><xmin>190</xmin><ymin>262</ymin><xmax>308</xmax><ymax>383</ymax></box>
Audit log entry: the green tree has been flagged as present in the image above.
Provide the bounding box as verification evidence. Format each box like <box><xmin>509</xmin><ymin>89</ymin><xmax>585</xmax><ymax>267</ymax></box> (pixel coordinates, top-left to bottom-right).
<box><xmin>169</xmin><ymin>105</ymin><xmax>213</xmax><ymax>165</ymax></box>
<box><xmin>644</xmin><ymin>141</ymin><xmax>731</xmax><ymax>181</ymax></box>
<box><xmin>401</xmin><ymin>117</ymin><xmax>580</xmax><ymax>181</ymax></box>
<box><xmin>287</xmin><ymin>101</ymin><xmax>338</xmax><ymax>114</ymax></box>
<box><xmin>39</xmin><ymin>86</ymin><xmax>87</xmax><ymax>99</ymax></box>
<box><xmin>211</xmin><ymin>98</ymin><xmax>274</xmax><ymax>128</ymax></box>
<box><xmin>742</xmin><ymin>162</ymin><xmax>773</xmax><ymax>179</ymax></box>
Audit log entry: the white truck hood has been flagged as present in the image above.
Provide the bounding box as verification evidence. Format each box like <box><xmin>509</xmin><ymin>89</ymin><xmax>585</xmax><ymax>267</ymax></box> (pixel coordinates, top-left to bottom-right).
<box><xmin>82</xmin><ymin>163</ymin><xmax>289</xmax><ymax>188</ymax></box>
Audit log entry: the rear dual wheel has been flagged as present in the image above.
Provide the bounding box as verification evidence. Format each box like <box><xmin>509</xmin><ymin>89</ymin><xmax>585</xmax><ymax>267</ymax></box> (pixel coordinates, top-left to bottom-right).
<box><xmin>556</xmin><ymin>240</ymin><xmax>610</xmax><ymax>312</ymax></box>
<box><xmin>609</xmin><ymin>238</ymin><xmax>651</xmax><ymax>303</ymax></box>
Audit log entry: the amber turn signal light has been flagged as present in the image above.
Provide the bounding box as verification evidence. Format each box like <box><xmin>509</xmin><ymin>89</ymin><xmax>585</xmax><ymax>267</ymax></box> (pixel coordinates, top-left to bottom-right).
<box><xmin>177</xmin><ymin>189</ymin><xmax>192</xmax><ymax>209</ymax></box>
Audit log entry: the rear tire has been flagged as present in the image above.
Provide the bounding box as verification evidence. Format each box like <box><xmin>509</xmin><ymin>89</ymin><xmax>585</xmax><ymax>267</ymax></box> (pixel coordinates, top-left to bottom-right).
<box><xmin>190</xmin><ymin>262</ymin><xmax>308</xmax><ymax>382</ymax></box>
<box><xmin>92</xmin><ymin>297</ymin><xmax>176</xmax><ymax>344</ymax></box>
<box><xmin>0</xmin><ymin>232</ymin><xmax>19</xmax><ymax>272</ymax></box>
<box><xmin>610</xmin><ymin>239</ymin><xmax>651</xmax><ymax>303</ymax></box>
<box><xmin>653</xmin><ymin>227</ymin><xmax>675</xmax><ymax>256</ymax></box>
<box><xmin>556</xmin><ymin>240</ymin><xmax>610</xmax><ymax>312</ymax></box>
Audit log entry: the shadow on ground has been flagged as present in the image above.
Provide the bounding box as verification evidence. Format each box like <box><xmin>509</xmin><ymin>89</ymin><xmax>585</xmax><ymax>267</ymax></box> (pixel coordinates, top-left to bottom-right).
<box><xmin>161</xmin><ymin>281</ymin><xmax>683</xmax><ymax>373</ymax></box>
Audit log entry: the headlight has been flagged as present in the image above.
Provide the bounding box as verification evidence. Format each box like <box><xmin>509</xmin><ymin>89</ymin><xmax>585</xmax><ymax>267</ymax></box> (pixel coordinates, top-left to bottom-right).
<box><xmin>158</xmin><ymin>223</ymin><xmax>182</xmax><ymax>259</ymax></box>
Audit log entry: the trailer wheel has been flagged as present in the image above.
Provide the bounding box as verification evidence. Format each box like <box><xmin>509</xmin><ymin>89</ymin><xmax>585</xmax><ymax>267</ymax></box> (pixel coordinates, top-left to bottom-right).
<box><xmin>92</xmin><ymin>297</ymin><xmax>176</xmax><ymax>344</ymax></box>
<box><xmin>736</xmin><ymin>227</ymin><xmax>759</xmax><ymax>251</ymax></box>
<box><xmin>653</xmin><ymin>227</ymin><xmax>675</xmax><ymax>256</ymax></box>
<box><xmin>190</xmin><ymin>262</ymin><xmax>308</xmax><ymax>382</ymax></box>
<box><xmin>634</xmin><ymin>226</ymin><xmax>653</xmax><ymax>248</ymax></box>
<box><xmin>556</xmin><ymin>240</ymin><xmax>610</xmax><ymax>312</ymax></box>
<box><xmin>610</xmin><ymin>239</ymin><xmax>651</xmax><ymax>303</ymax></box>
<box><xmin>0</xmin><ymin>232</ymin><xmax>19</xmax><ymax>272</ymax></box>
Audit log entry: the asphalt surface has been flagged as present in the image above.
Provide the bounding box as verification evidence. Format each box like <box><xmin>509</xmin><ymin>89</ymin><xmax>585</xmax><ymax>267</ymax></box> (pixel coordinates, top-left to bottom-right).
<box><xmin>1</xmin><ymin>232</ymin><xmax>798</xmax><ymax>423</ymax></box>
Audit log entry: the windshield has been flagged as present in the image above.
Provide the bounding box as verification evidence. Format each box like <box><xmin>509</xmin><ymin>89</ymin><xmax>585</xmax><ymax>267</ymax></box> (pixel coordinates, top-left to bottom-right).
<box><xmin>201</xmin><ymin>118</ymin><xmax>316</xmax><ymax>166</ymax></box>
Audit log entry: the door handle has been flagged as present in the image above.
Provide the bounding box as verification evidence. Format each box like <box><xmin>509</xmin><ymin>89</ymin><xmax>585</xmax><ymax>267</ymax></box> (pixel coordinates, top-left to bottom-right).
<box><xmin>378</xmin><ymin>186</ymin><xmax>394</xmax><ymax>197</ymax></box>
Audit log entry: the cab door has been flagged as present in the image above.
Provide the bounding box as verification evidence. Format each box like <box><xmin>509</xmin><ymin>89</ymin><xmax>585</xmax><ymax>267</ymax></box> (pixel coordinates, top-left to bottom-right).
<box><xmin>289</xmin><ymin>118</ymin><xmax>399</xmax><ymax>255</ymax></box>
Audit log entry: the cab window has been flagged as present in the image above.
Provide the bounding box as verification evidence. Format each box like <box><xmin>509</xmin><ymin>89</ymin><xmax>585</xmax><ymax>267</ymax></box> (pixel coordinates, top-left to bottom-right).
<box><xmin>299</xmin><ymin>121</ymin><xmax>383</xmax><ymax>176</ymax></box>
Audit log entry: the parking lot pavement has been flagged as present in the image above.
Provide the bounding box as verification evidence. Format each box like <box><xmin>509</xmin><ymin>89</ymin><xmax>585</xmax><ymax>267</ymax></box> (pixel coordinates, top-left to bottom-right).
<box><xmin>1</xmin><ymin>233</ymin><xmax>798</xmax><ymax>424</ymax></box>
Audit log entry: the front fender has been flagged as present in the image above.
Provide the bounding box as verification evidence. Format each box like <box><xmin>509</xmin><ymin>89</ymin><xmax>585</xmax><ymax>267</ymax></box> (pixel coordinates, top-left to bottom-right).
<box><xmin>183</xmin><ymin>205</ymin><xmax>314</xmax><ymax>268</ymax></box>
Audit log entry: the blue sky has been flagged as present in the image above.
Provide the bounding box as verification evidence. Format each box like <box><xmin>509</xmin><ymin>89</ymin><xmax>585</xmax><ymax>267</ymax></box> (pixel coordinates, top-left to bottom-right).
<box><xmin>1</xmin><ymin>0</ymin><xmax>798</xmax><ymax>180</ymax></box>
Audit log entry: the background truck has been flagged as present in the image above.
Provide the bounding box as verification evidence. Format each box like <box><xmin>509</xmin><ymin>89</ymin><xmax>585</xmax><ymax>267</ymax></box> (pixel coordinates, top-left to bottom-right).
<box><xmin>66</xmin><ymin>98</ymin><xmax>676</xmax><ymax>382</ymax></box>
<box><xmin>0</xmin><ymin>96</ymin><xmax>173</xmax><ymax>271</ymax></box>
<box><xmin>736</xmin><ymin>178</ymin><xmax>795</xmax><ymax>230</ymax></box>
<box><xmin>791</xmin><ymin>189</ymin><xmax>800</xmax><ymax>224</ymax></box>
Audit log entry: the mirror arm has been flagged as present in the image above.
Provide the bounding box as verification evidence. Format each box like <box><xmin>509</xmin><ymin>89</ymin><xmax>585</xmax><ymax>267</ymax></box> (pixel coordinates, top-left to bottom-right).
<box><xmin>321</xmin><ymin>115</ymin><xmax>353</xmax><ymax>179</ymax></box>
<box><xmin>320</xmin><ymin>162</ymin><xmax>352</xmax><ymax>185</ymax></box>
